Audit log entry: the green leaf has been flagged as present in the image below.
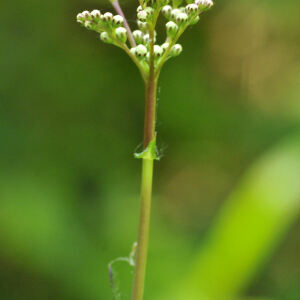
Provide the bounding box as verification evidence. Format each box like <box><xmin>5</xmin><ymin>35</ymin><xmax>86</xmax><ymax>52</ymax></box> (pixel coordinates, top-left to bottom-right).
<box><xmin>167</xmin><ymin>133</ymin><xmax>300</xmax><ymax>300</ymax></box>
<box><xmin>134</xmin><ymin>137</ymin><xmax>159</xmax><ymax>160</ymax></box>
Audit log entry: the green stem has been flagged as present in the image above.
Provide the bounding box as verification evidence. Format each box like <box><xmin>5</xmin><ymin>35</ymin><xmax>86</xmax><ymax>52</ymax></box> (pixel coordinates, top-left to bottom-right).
<box><xmin>132</xmin><ymin>27</ymin><xmax>157</xmax><ymax>300</ymax></box>
<box><xmin>119</xmin><ymin>43</ymin><xmax>148</xmax><ymax>83</ymax></box>
<box><xmin>132</xmin><ymin>158</ymin><xmax>154</xmax><ymax>300</ymax></box>
<box><xmin>155</xmin><ymin>27</ymin><xmax>185</xmax><ymax>77</ymax></box>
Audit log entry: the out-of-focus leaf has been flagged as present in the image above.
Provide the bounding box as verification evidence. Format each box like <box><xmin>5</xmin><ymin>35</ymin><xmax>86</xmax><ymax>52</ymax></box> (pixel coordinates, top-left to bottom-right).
<box><xmin>169</xmin><ymin>133</ymin><xmax>300</xmax><ymax>299</ymax></box>
<box><xmin>0</xmin><ymin>172</ymin><xmax>109</xmax><ymax>300</ymax></box>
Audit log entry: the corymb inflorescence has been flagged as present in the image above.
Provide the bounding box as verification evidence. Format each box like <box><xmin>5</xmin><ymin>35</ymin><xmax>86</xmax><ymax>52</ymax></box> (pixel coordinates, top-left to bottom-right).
<box><xmin>76</xmin><ymin>0</ymin><xmax>214</xmax><ymax>76</ymax></box>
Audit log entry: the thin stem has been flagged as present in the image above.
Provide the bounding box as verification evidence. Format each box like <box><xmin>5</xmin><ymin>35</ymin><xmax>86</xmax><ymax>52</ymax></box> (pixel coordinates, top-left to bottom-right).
<box><xmin>111</xmin><ymin>0</ymin><xmax>136</xmax><ymax>48</ymax></box>
<box><xmin>118</xmin><ymin>42</ymin><xmax>148</xmax><ymax>83</ymax></box>
<box><xmin>155</xmin><ymin>13</ymin><xmax>203</xmax><ymax>76</ymax></box>
<box><xmin>143</xmin><ymin>30</ymin><xmax>157</xmax><ymax>148</ymax></box>
<box><xmin>155</xmin><ymin>27</ymin><xmax>185</xmax><ymax>76</ymax></box>
<box><xmin>132</xmin><ymin>26</ymin><xmax>157</xmax><ymax>300</ymax></box>
<box><xmin>132</xmin><ymin>158</ymin><xmax>154</xmax><ymax>300</ymax></box>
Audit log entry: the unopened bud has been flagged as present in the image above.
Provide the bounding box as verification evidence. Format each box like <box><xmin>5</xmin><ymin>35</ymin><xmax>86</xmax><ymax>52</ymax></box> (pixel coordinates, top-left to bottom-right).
<box><xmin>161</xmin><ymin>42</ymin><xmax>170</xmax><ymax>52</ymax></box>
<box><xmin>170</xmin><ymin>9</ymin><xmax>181</xmax><ymax>20</ymax></box>
<box><xmin>113</xmin><ymin>15</ymin><xmax>124</xmax><ymax>26</ymax></box>
<box><xmin>144</xmin><ymin>7</ymin><xmax>154</xmax><ymax>16</ymax></box>
<box><xmin>171</xmin><ymin>44</ymin><xmax>182</xmax><ymax>56</ymax></box>
<box><xmin>130</xmin><ymin>47</ymin><xmax>137</xmax><ymax>55</ymax></box>
<box><xmin>137</xmin><ymin>21</ymin><xmax>148</xmax><ymax>31</ymax></box>
<box><xmin>190</xmin><ymin>15</ymin><xmax>200</xmax><ymax>25</ymax></box>
<box><xmin>137</xmin><ymin>5</ymin><xmax>143</xmax><ymax>12</ymax></box>
<box><xmin>91</xmin><ymin>10</ymin><xmax>101</xmax><ymax>21</ymax></box>
<box><xmin>133</xmin><ymin>30</ymin><xmax>144</xmax><ymax>44</ymax></box>
<box><xmin>206</xmin><ymin>0</ymin><xmax>214</xmax><ymax>7</ymax></box>
<box><xmin>102</xmin><ymin>12</ymin><xmax>113</xmax><ymax>23</ymax></box>
<box><xmin>82</xmin><ymin>11</ymin><xmax>92</xmax><ymax>20</ymax></box>
<box><xmin>166</xmin><ymin>21</ymin><xmax>178</xmax><ymax>38</ymax></box>
<box><xmin>84</xmin><ymin>21</ymin><xmax>94</xmax><ymax>30</ymax></box>
<box><xmin>135</xmin><ymin>44</ymin><xmax>148</xmax><ymax>58</ymax></box>
<box><xmin>162</xmin><ymin>5</ymin><xmax>172</xmax><ymax>18</ymax></box>
<box><xmin>195</xmin><ymin>0</ymin><xmax>213</xmax><ymax>10</ymax></box>
<box><xmin>176</xmin><ymin>12</ymin><xmax>188</xmax><ymax>24</ymax></box>
<box><xmin>76</xmin><ymin>13</ymin><xmax>84</xmax><ymax>23</ymax></box>
<box><xmin>137</xmin><ymin>10</ymin><xmax>149</xmax><ymax>22</ymax></box>
<box><xmin>143</xmin><ymin>33</ymin><xmax>150</xmax><ymax>44</ymax></box>
<box><xmin>154</xmin><ymin>45</ymin><xmax>163</xmax><ymax>57</ymax></box>
<box><xmin>185</xmin><ymin>4</ymin><xmax>198</xmax><ymax>14</ymax></box>
<box><xmin>115</xmin><ymin>27</ymin><xmax>127</xmax><ymax>43</ymax></box>
<box><xmin>100</xmin><ymin>32</ymin><xmax>113</xmax><ymax>44</ymax></box>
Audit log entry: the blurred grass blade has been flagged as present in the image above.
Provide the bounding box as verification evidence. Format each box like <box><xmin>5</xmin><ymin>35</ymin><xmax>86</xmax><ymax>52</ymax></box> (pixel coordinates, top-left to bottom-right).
<box><xmin>174</xmin><ymin>133</ymin><xmax>300</xmax><ymax>299</ymax></box>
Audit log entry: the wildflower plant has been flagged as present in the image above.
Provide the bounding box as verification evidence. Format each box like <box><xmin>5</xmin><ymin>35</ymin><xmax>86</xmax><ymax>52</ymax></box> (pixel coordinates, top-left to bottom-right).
<box><xmin>76</xmin><ymin>0</ymin><xmax>214</xmax><ymax>299</ymax></box>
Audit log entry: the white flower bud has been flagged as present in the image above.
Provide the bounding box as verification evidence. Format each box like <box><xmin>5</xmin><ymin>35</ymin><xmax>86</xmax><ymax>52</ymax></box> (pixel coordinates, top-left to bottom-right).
<box><xmin>162</xmin><ymin>5</ymin><xmax>172</xmax><ymax>18</ymax></box>
<box><xmin>137</xmin><ymin>21</ymin><xmax>148</xmax><ymax>31</ymax></box>
<box><xmin>176</xmin><ymin>12</ymin><xmax>188</xmax><ymax>24</ymax></box>
<box><xmin>143</xmin><ymin>33</ymin><xmax>156</xmax><ymax>45</ymax></box>
<box><xmin>100</xmin><ymin>32</ymin><xmax>113</xmax><ymax>44</ymax></box>
<box><xmin>130</xmin><ymin>47</ymin><xmax>137</xmax><ymax>55</ymax></box>
<box><xmin>82</xmin><ymin>11</ymin><xmax>92</xmax><ymax>20</ymax></box>
<box><xmin>84</xmin><ymin>21</ymin><xmax>94</xmax><ymax>29</ymax></box>
<box><xmin>161</xmin><ymin>42</ymin><xmax>170</xmax><ymax>52</ymax></box>
<box><xmin>171</xmin><ymin>44</ymin><xmax>182</xmax><ymax>56</ymax></box>
<box><xmin>194</xmin><ymin>0</ymin><xmax>203</xmax><ymax>5</ymax></box>
<box><xmin>154</xmin><ymin>45</ymin><xmax>163</xmax><ymax>57</ymax></box>
<box><xmin>170</xmin><ymin>9</ymin><xmax>181</xmax><ymax>20</ymax></box>
<box><xmin>143</xmin><ymin>33</ymin><xmax>150</xmax><ymax>44</ymax></box>
<box><xmin>133</xmin><ymin>30</ymin><xmax>144</xmax><ymax>44</ymax></box>
<box><xmin>137</xmin><ymin>5</ymin><xmax>143</xmax><ymax>13</ymax></box>
<box><xmin>185</xmin><ymin>4</ymin><xmax>198</xmax><ymax>14</ymax></box>
<box><xmin>206</xmin><ymin>0</ymin><xmax>214</xmax><ymax>7</ymax></box>
<box><xmin>115</xmin><ymin>27</ymin><xmax>127</xmax><ymax>43</ymax></box>
<box><xmin>76</xmin><ymin>13</ymin><xmax>84</xmax><ymax>23</ymax></box>
<box><xmin>190</xmin><ymin>15</ymin><xmax>200</xmax><ymax>25</ymax></box>
<box><xmin>137</xmin><ymin>10</ymin><xmax>149</xmax><ymax>22</ymax></box>
<box><xmin>135</xmin><ymin>44</ymin><xmax>147</xmax><ymax>58</ymax></box>
<box><xmin>146</xmin><ymin>52</ymin><xmax>150</xmax><ymax>62</ymax></box>
<box><xmin>195</xmin><ymin>0</ymin><xmax>213</xmax><ymax>9</ymax></box>
<box><xmin>144</xmin><ymin>7</ymin><xmax>154</xmax><ymax>16</ymax></box>
<box><xmin>112</xmin><ymin>15</ymin><xmax>124</xmax><ymax>26</ymax></box>
<box><xmin>91</xmin><ymin>10</ymin><xmax>101</xmax><ymax>21</ymax></box>
<box><xmin>102</xmin><ymin>12</ymin><xmax>113</xmax><ymax>23</ymax></box>
<box><xmin>166</xmin><ymin>21</ymin><xmax>178</xmax><ymax>38</ymax></box>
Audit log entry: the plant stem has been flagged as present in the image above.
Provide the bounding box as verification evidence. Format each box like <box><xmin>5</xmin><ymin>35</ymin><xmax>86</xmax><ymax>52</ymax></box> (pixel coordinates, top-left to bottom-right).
<box><xmin>132</xmin><ymin>28</ymin><xmax>157</xmax><ymax>300</ymax></box>
<box><xmin>119</xmin><ymin>43</ymin><xmax>148</xmax><ymax>83</ymax></box>
<box><xmin>143</xmin><ymin>27</ymin><xmax>157</xmax><ymax>147</ymax></box>
<box><xmin>132</xmin><ymin>158</ymin><xmax>154</xmax><ymax>300</ymax></box>
<box><xmin>111</xmin><ymin>0</ymin><xmax>136</xmax><ymax>48</ymax></box>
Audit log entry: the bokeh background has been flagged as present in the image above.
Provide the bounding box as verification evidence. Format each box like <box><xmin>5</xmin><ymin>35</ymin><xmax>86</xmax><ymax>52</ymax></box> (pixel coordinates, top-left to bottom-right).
<box><xmin>1</xmin><ymin>0</ymin><xmax>300</xmax><ymax>299</ymax></box>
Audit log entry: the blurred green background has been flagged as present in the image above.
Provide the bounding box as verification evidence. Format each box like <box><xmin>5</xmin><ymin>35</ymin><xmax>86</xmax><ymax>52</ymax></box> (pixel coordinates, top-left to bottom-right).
<box><xmin>1</xmin><ymin>0</ymin><xmax>300</xmax><ymax>299</ymax></box>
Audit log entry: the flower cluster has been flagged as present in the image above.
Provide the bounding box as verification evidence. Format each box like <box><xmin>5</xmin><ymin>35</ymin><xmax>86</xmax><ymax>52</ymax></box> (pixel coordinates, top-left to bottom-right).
<box><xmin>77</xmin><ymin>10</ymin><xmax>128</xmax><ymax>44</ymax></box>
<box><xmin>76</xmin><ymin>0</ymin><xmax>213</xmax><ymax>77</ymax></box>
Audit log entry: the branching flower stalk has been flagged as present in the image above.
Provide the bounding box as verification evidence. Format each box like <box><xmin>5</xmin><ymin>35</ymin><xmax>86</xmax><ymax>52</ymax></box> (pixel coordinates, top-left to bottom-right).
<box><xmin>76</xmin><ymin>0</ymin><xmax>214</xmax><ymax>299</ymax></box>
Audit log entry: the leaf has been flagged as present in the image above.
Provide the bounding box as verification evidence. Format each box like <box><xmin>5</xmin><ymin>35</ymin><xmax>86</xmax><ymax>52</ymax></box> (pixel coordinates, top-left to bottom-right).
<box><xmin>169</xmin><ymin>133</ymin><xmax>300</xmax><ymax>300</ymax></box>
<box><xmin>134</xmin><ymin>137</ymin><xmax>159</xmax><ymax>160</ymax></box>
